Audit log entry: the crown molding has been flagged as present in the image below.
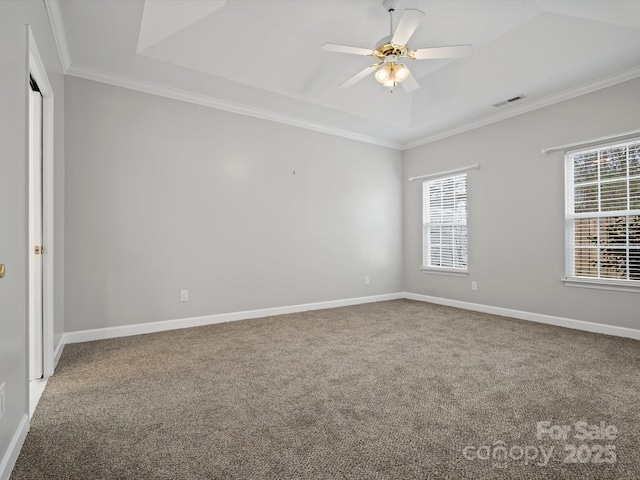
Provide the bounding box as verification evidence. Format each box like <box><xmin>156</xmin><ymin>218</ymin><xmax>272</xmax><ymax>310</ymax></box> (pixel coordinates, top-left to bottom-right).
<box><xmin>59</xmin><ymin>59</ymin><xmax>640</xmax><ymax>153</ymax></box>
<box><xmin>44</xmin><ymin>0</ymin><xmax>71</xmax><ymax>71</ymax></box>
<box><xmin>64</xmin><ymin>63</ymin><xmax>402</xmax><ymax>150</ymax></box>
<box><xmin>401</xmin><ymin>63</ymin><xmax>640</xmax><ymax>150</ymax></box>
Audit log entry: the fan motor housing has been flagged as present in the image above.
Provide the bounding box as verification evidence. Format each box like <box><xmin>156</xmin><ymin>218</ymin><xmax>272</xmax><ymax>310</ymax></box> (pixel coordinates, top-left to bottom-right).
<box><xmin>375</xmin><ymin>43</ymin><xmax>408</xmax><ymax>59</ymax></box>
<box><xmin>374</xmin><ymin>35</ymin><xmax>408</xmax><ymax>59</ymax></box>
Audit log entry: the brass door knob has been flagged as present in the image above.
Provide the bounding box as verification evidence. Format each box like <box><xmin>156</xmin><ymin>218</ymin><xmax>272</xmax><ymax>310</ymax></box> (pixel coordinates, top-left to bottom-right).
<box><xmin>0</xmin><ymin>264</ymin><xmax>5</xmax><ymax>278</ymax></box>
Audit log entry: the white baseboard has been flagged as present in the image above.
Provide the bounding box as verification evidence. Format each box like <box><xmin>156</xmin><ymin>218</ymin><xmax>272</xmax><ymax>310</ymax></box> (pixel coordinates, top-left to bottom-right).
<box><xmin>64</xmin><ymin>293</ymin><xmax>404</xmax><ymax>344</ymax></box>
<box><xmin>29</xmin><ymin>379</ymin><xmax>48</xmax><ymax>419</ymax></box>
<box><xmin>0</xmin><ymin>414</ymin><xmax>29</xmax><ymax>480</ymax></box>
<box><xmin>403</xmin><ymin>292</ymin><xmax>640</xmax><ymax>340</ymax></box>
<box><xmin>53</xmin><ymin>338</ymin><xmax>65</xmax><ymax>368</ymax></box>
<box><xmin>62</xmin><ymin>290</ymin><xmax>640</xmax><ymax>348</ymax></box>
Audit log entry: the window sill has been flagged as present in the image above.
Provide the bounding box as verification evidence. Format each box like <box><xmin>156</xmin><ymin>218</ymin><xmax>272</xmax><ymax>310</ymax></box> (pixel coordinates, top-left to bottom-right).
<box><xmin>562</xmin><ymin>277</ymin><xmax>640</xmax><ymax>293</ymax></box>
<box><xmin>421</xmin><ymin>267</ymin><xmax>468</xmax><ymax>277</ymax></box>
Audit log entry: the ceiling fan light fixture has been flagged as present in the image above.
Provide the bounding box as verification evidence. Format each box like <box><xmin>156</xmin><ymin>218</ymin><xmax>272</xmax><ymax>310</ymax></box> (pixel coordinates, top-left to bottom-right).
<box><xmin>375</xmin><ymin>65</ymin><xmax>390</xmax><ymax>82</ymax></box>
<box><xmin>375</xmin><ymin>62</ymin><xmax>409</xmax><ymax>89</ymax></box>
<box><xmin>395</xmin><ymin>63</ymin><xmax>409</xmax><ymax>81</ymax></box>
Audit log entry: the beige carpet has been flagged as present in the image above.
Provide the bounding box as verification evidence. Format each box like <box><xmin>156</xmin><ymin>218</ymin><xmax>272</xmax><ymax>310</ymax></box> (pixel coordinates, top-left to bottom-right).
<box><xmin>11</xmin><ymin>299</ymin><xmax>640</xmax><ymax>479</ymax></box>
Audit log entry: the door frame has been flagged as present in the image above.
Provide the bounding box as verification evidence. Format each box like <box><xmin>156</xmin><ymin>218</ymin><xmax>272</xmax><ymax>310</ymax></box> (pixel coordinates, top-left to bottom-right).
<box><xmin>28</xmin><ymin>27</ymin><xmax>55</xmax><ymax>379</ymax></box>
<box><xmin>28</xmin><ymin>78</ymin><xmax>43</xmax><ymax>381</ymax></box>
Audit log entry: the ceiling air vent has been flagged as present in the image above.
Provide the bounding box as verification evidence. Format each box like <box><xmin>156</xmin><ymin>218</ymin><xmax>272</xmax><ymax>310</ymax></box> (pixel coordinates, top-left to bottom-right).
<box><xmin>493</xmin><ymin>95</ymin><xmax>525</xmax><ymax>108</ymax></box>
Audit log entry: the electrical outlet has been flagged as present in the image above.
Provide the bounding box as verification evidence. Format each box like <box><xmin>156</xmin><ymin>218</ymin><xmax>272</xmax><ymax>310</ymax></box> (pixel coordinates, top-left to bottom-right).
<box><xmin>0</xmin><ymin>383</ymin><xmax>5</xmax><ymax>420</ymax></box>
<box><xmin>471</xmin><ymin>281</ymin><xmax>478</xmax><ymax>291</ymax></box>
<box><xmin>180</xmin><ymin>290</ymin><xmax>189</xmax><ymax>302</ymax></box>
<box><xmin>364</xmin><ymin>276</ymin><xmax>370</xmax><ymax>286</ymax></box>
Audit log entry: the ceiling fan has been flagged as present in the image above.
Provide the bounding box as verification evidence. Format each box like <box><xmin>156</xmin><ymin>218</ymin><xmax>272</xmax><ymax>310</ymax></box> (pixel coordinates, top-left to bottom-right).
<box><xmin>321</xmin><ymin>0</ymin><xmax>473</xmax><ymax>93</ymax></box>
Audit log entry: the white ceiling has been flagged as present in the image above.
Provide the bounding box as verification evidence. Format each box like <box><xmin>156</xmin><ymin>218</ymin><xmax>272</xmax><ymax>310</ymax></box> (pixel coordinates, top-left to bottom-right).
<box><xmin>52</xmin><ymin>0</ymin><xmax>640</xmax><ymax>149</ymax></box>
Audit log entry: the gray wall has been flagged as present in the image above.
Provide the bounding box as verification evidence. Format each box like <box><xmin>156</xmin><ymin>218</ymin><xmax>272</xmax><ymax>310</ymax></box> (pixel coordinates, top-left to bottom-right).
<box><xmin>0</xmin><ymin>0</ymin><xmax>65</xmax><ymax>474</ymax></box>
<box><xmin>64</xmin><ymin>76</ymin><xmax>403</xmax><ymax>332</ymax></box>
<box><xmin>403</xmin><ymin>77</ymin><xmax>640</xmax><ymax>329</ymax></box>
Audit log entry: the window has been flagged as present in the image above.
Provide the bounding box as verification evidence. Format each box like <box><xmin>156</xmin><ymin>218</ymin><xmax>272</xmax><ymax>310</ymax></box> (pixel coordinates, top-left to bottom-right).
<box><xmin>565</xmin><ymin>139</ymin><xmax>640</xmax><ymax>289</ymax></box>
<box><xmin>423</xmin><ymin>173</ymin><xmax>467</xmax><ymax>273</ymax></box>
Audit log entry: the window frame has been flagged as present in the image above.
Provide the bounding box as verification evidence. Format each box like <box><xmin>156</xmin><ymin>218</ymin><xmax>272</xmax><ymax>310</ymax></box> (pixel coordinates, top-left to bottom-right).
<box><xmin>563</xmin><ymin>138</ymin><xmax>640</xmax><ymax>293</ymax></box>
<box><xmin>421</xmin><ymin>172</ymin><xmax>468</xmax><ymax>276</ymax></box>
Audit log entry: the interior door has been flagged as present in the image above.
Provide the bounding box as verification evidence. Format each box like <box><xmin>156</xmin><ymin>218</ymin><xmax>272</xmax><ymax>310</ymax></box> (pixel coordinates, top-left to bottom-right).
<box><xmin>29</xmin><ymin>75</ymin><xmax>43</xmax><ymax>381</ymax></box>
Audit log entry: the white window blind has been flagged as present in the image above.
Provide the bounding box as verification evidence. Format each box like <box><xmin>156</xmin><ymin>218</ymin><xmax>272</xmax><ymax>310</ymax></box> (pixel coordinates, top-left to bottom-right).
<box><xmin>565</xmin><ymin>139</ymin><xmax>640</xmax><ymax>284</ymax></box>
<box><xmin>423</xmin><ymin>173</ymin><xmax>467</xmax><ymax>271</ymax></box>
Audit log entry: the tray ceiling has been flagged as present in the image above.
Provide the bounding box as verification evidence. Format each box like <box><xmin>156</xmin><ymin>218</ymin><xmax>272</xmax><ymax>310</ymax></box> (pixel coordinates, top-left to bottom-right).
<box><xmin>53</xmin><ymin>0</ymin><xmax>640</xmax><ymax>149</ymax></box>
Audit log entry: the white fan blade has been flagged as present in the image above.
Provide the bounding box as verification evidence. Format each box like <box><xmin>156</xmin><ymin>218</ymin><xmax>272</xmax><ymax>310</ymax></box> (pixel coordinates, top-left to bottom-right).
<box><xmin>339</xmin><ymin>63</ymin><xmax>381</xmax><ymax>88</ymax></box>
<box><xmin>321</xmin><ymin>43</ymin><xmax>376</xmax><ymax>56</ymax></box>
<box><xmin>401</xmin><ymin>72</ymin><xmax>420</xmax><ymax>93</ymax></box>
<box><xmin>391</xmin><ymin>9</ymin><xmax>425</xmax><ymax>46</ymax></box>
<box><xmin>410</xmin><ymin>44</ymin><xmax>473</xmax><ymax>60</ymax></box>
